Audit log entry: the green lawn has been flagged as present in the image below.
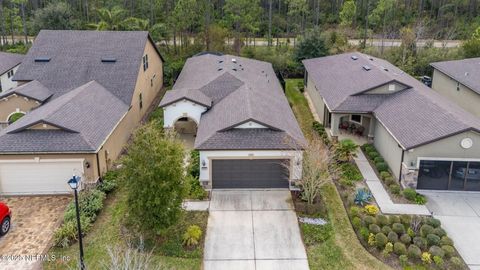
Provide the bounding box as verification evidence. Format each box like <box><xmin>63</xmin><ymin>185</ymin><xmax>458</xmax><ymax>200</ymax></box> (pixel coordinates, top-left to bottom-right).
<box><xmin>285</xmin><ymin>79</ymin><xmax>391</xmax><ymax>270</ymax></box>
<box><xmin>44</xmin><ymin>184</ymin><xmax>206</xmax><ymax>270</ymax></box>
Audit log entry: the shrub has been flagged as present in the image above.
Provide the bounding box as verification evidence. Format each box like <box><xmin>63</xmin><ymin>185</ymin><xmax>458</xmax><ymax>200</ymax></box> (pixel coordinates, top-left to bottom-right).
<box><xmin>354</xmin><ymin>188</ymin><xmax>373</xmax><ymax>206</ymax></box>
<box><xmin>392</xmin><ymin>223</ymin><xmax>405</xmax><ymax>234</ymax></box>
<box><xmin>384</xmin><ymin>177</ymin><xmax>395</xmax><ymax>186</ymax></box>
<box><xmin>440</xmin><ymin>236</ymin><xmax>454</xmax><ymax>246</ymax></box>
<box><xmin>422</xmin><ymin>252</ymin><xmax>432</xmax><ymax>264</ymax></box>
<box><xmin>420</xmin><ymin>224</ymin><xmax>434</xmax><ymax>237</ymax></box>
<box><xmin>407</xmin><ymin>244</ymin><xmax>422</xmax><ymax>259</ymax></box>
<box><xmin>450</xmin><ymin>257</ymin><xmax>463</xmax><ymax>268</ymax></box>
<box><xmin>415</xmin><ymin>194</ymin><xmax>427</xmax><ymax>205</ymax></box>
<box><xmin>441</xmin><ymin>245</ymin><xmax>455</xmax><ymax>258</ymax></box>
<box><xmin>433</xmin><ymin>256</ymin><xmax>444</xmax><ymax>268</ymax></box>
<box><xmin>364</xmin><ymin>204</ymin><xmax>379</xmax><ymax>216</ymax></box>
<box><xmin>349</xmin><ymin>206</ymin><xmax>362</xmax><ymax>218</ymax></box>
<box><xmin>367</xmin><ymin>150</ymin><xmax>379</xmax><ymax>159</ymax></box>
<box><xmin>400</xmin><ymin>234</ymin><xmax>411</xmax><ymax>244</ymax></box>
<box><xmin>375</xmin><ymin>233</ymin><xmax>388</xmax><ymax>249</ymax></box>
<box><xmin>400</xmin><ymin>214</ymin><xmax>411</xmax><ymax>225</ymax></box>
<box><xmin>413</xmin><ymin>236</ymin><xmax>428</xmax><ymax>250</ymax></box>
<box><xmin>389</xmin><ymin>184</ymin><xmax>401</xmax><ymax>195</ymax></box>
<box><xmin>383</xmin><ymin>242</ymin><xmax>393</xmax><ymax>256</ymax></box>
<box><xmin>364</xmin><ymin>215</ymin><xmax>376</xmax><ymax>226</ymax></box>
<box><xmin>399</xmin><ymin>254</ymin><xmax>409</xmax><ymax>267</ymax></box>
<box><xmin>339</xmin><ymin>178</ymin><xmax>354</xmax><ymax>187</ymax></box>
<box><xmin>407</xmin><ymin>227</ymin><xmax>416</xmax><ymax>238</ymax></box>
<box><xmin>98</xmin><ymin>170</ymin><xmax>119</xmax><ymax>193</ymax></box>
<box><xmin>186</xmin><ymin>174</ymin><xmax>208</xmax><ymax>200</ymax></box>
<box><xmin>382</xmin><ymin>226</ymin><xmax>392</xmax><ymax>234</ymax></box>
<box><xmin>54</xmin><ymin>216</ymin><xmax>92</xmax><ymax>248</ymax></box>
<box><xmin>368</xmin><ymin>233</ymin><xmax>376</xmax><ymax>246</ymax></box>
<box><xmin>394</xmin><ymin>242</ymin><xmax>407</xmax><ymax>255</ymax></box>
<box><xmin>429</xmin><ymin>245</ymin><xmax>445</xmax><ymax>258</ymax></box>
<box><xmin>375</xmin><ymin>156</ymin><xmax>385</xmax><ymax>164</ymax></box>
<box><xmin>427</xmin><ymin>234</ymin><xmax>441</xmax><ymax>246</ymax></box>
<box><xmin>403</xmin><ymin>188</ymin><xmax>417</xmax><ymax>201</ymax></box>
<box><xmin>182</xmin><ymin>225</ymin><xmax>203</xmax><ymax>247</ymax></box>
<box><xmin>376</xmin><ymin>162</ymin><xmax>389</xmax><ymax>172</ymax></box>
<box><xmin>340</xmin><ymin>163</ymin><xmax>363</xmax><ymax>181</ymax></box>
<box><xmin>379</xmin><ymin>171</ymin><xmax>390</xmax><ymax>180</ymax></box>
<box><xmin>387</xmin><ymin>231</ymin><xmax>398</xmax><ymax>243</ymax></box>
<box><xmin>389</xmin><ymin>215</ymin><xmax>400</xmax><ymax>224</ymax></box>
<box><xmin>352</xmin><ymin>217</ymin><xmax>362</xmax><ymax>230</ymax></box>
<box><xmin>359</xmin><ymin>227</ymin><xmax>370</xmax><ymax>241</ymax></box>
<box><xmin>376</xmin><ymin>215</ymin><xmax>389</xmax><ymax>226</ymax></box>
<box><xmin>426</xmin><ymin>217</ymin><xmax>441</xmax><ymax>228</ymax></box>
<box><xmin>369</xmin><ymin>224</ymin><xmax>381</xmax><ymax>234</ymax></box>
<box><xmin>433</xmin><ymin>227</ymin><xmax>446</xmax><ymax>238</ymax></box>
<box><xmin>301</xmin><ymin>223</ymin><xmax>334</xmax><ymax>245</ymax></box>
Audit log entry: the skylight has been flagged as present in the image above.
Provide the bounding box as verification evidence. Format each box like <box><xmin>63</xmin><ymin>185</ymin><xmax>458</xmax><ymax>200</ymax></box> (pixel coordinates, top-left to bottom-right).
<box><xmin>101</xmin><ymin>58</ymin><xmax>117</xmax><ymax>63</ymax></box>
<box><xmin>363</xmin><ymin>65</ymin><xmax>371</xmax><ymax>71</ymax></box>
<box><xmin>351</xmin><ymin>55</ymin><xmax>358</xmax><ymax>60</ymax></box>
<box><xmin>34</xmin><ymin>57</ymin><xmax>51</xmax><ymax>62</ymax></box>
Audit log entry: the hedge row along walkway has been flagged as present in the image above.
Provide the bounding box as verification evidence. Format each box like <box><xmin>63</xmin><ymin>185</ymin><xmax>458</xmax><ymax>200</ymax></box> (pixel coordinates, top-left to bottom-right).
<box><xmin>354</xmin><ymin>151</ymin><xmax>430</xmax><ymax>216</ymax></box>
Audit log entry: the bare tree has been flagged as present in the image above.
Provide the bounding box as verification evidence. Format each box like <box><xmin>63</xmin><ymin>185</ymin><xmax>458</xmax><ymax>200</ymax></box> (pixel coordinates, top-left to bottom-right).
<box><xmin>103</xmin><ymin>242</ymin><xmax>163</xmax><ymax>270</ymax></box>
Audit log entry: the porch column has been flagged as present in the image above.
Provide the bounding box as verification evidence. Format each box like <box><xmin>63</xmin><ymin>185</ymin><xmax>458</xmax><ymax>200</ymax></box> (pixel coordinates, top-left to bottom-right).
<box><xmin>330</xmin><ymin>113</ymin><xmax>342</xmax><ymax>138</ymax></box>
<box><xmin>368</xmin><ymin>117</ymin><xmax>376</xmax><ymax>141</ymax></box>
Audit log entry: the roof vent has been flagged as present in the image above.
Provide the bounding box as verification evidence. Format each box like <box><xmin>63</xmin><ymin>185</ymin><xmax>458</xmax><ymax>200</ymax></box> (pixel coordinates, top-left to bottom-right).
<box><xmin>217</xmin><ymin>68</ymin><xmax>223</xmax><ymax>71</ymax></box>
<box><xmin>218</xmin><ymin>60</ymin><xmax>223</xmax><ymax>63</ymax></box>
<box><xmin>351</xmin><ymin>55</ymin><xmax>358</xmax><ymax>60</ymax></box>
<box><xmin>34</xmin><ymin>57</ymin><xmax>51</xmax><ymax>63</ymax></box>
<box><xmin>363</xmin><ymin>65</ymin><xmax>371</xmax><ymax>71</ymax></box>
<box><xmin>232</xmin><ymin>68</ymin><xmax>237</xmax><ymax>71</ymax></box>
<box><xmin>465</xmin><ymin>72</ymin><xmax>469</xmax><ymax>76</ymax></box>
<box><xmin>101</xmin><ymin>58</ymin><xmax>117</xmax><ymax>63</ymax></box>
<box><xmin>381</xmin><ymin>66</ymin><xmax>389</xmax><ymax>72</ymax></box>
<box><xmin>232</xmin><ymin>58</ymin><xmax>237</xmax><ymax>63</ymax></box>
<box><xmin>369</xmin><ymin>57</ymin><xmax>374</xmax><ymax>61</ymax></box>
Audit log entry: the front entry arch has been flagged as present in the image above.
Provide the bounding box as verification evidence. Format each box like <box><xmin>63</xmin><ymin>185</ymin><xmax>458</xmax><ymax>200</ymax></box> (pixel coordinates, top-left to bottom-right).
<box><xmin>173</xmin><ymin>117</ymin><xmax>198</xmax><ymax>149</ymax></box>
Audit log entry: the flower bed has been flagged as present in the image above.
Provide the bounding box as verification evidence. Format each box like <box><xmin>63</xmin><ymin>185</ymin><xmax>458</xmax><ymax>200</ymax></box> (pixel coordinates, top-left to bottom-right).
<box><xmin>361</xmin><ymin>143</ymin><xmax>427</xmax><ymax>205</ymax></box>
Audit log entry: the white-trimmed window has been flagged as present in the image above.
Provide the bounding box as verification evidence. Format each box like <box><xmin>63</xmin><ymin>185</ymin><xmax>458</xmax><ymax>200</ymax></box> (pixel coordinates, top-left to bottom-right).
<box><xmin>143</xmin><ymin>54</ymin><xmax>149</xmax><ymax>71</ymax></box>
<box><xmin>350</xmin><ymin>114</ymin><xmax>362</xmax><ymax>124</ymax></box>
<box><xmin>388</xmin><ymin>84</ymin><xmax>395</xmax><ymax>91</ymax></box>
<box><xmin>7</xmin><ymin>70</ymin><xmax>14</xmax><ymax>78</ymax></box>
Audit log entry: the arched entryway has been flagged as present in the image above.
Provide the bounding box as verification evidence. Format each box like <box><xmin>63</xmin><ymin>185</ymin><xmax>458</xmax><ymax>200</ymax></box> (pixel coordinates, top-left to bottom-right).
<box><xmin>173</xmin><ymin>117</ymin><xmax>198</xmax><ymax>149</ymax></box>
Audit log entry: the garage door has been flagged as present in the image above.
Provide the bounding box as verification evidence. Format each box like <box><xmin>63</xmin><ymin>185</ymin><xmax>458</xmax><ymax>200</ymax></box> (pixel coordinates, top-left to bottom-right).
<box><xmin>417</xmin><ymin>159</ymin><xmax>480</xmax><ymax>191</ymax></box>
<box><xmin>0</xmin><ymin>159</ymin><xmax>84</xmax><ymax>195</ymax></box>
<box><xmin>212</xmin><ymin>159</ymin><xmax>289</xmax><ymax>189</ymax></box>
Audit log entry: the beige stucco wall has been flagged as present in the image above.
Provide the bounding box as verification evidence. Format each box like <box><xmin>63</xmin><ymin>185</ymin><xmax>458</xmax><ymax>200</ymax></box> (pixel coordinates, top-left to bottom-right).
<box><xmin>364</xmin><ymin>81</ymin><xmax>408</xmax><ymax>94</ymax></box>
<box><xmin>305</xmin><ymin>74</ymin><xmax>326</xmax><ymax>124</ymax></box>
<box><xmin>432</xmin><ymin>69</ymin><xmax>480</xmax><ymax>118</ymax></box>
<box><xmin>0</xmin><ymin>95</ymin><xmax>39</xmax><ymax>122</ymax></box>
<box><xmin>28</xmin><ymin>123</ymin><xmax>60</xmax><ymax>130</ymax></box>
<box><xmin>373</xmin><ymin>120</ymin><xmax>404</xmax><ymax>178</ymax></box>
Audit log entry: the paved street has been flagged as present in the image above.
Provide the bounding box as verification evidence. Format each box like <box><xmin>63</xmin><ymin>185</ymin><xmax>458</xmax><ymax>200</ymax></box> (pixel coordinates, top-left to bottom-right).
<box><xmin>204</xmin><ymin>190</ymin><xmax>309</xmax><ymax>270</ymax></box>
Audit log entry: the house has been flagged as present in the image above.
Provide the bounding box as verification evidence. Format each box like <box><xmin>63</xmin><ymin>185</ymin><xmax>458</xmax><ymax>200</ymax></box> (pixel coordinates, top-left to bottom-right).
<box><xmin>430</xmin><ymin>58</ymin><xmax>480</xmax><ymax>118</ymax></box>
<box><xmin>0</xmin><ymin>52</ymin><xmax>23</xmax><ymax>93</ymax></box>
<box><xmin>160</xmin><ymin>54</ymin><xmax>306</xmax><ymax>189</ymax></box>
<box><xmin>0</xmin><ymin>30</ymin><xmax>164</xmax><ymax>195</ymax></box>
<box><xmin>303</xmin><ymin>52</ymin><xmax>480</xmax><ymax>191</ymax></box>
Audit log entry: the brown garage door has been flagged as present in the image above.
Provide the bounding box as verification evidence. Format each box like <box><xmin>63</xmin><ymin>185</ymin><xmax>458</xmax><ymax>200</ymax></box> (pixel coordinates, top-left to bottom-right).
<box><xmin>212</xmin><ymin>159</ymin><xmax>290</xmax><ymax>189</ymax></box>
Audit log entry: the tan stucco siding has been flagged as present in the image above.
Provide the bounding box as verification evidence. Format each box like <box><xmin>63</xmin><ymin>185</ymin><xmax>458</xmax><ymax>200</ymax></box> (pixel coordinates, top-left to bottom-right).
<box><xmin>27</xmin><ymin>123</ymin><xmax>60</xmax><ymax>130</ymax></box>
<box><xmin>95</xmin><ymin>39</ymin><xmax>164</xmax><ymax>176</ymax></box>
<box><xmin>373</xmin><ymin>120</ymin><xmax>403</xmax><ymax>178</ymax></box>
<box><xmin>0</xmin><ymin>96</ymin><xmax>39</xmax><ymax>122</ymax></box>
<box><xmin>305</xmin><ymin>74</ymin><xmax>325</xmax><ymax>124</ymax></box>
<box><xmin>364</xmin><ymin>82</ymin><xmax>407</xmax><ymax>94</ymax></box>
<box><xmin>432</xmin><ymin>69</ymin><xmax>480</xmax><ymax>118</ymax></box>
<box><xmin>0</xmin><ymin>153</ymin><xmax>98</xmax><ymax>183</ymax></box>
<box><xmin>404</xmin><ymin>131</ymin><xmax>480</xmax><ymax>168</ymax></box>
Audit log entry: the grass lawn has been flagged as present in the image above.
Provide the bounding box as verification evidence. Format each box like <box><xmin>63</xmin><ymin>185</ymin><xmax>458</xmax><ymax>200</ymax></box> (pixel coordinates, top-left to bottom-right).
<box><xmin>43</xmin><ymin>184</ymin><xmax>207</xmax><ymax>270</ymax></box>
<box><xmin>285</xmin><ymin>79</ymin><xmax>391</xmax><ymax>270</ymax></box>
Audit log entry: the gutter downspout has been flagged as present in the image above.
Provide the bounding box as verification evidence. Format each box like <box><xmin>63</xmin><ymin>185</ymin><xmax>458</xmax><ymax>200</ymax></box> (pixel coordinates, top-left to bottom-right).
<box><xmin>399</xmin><ymin>149</ymin><xmax>405</xmax><ymax>183</ymax></box>
<box><xmin>96</xmin><ymin>153</ymin><xmax>102</xmax><ymax>182</ymax></box>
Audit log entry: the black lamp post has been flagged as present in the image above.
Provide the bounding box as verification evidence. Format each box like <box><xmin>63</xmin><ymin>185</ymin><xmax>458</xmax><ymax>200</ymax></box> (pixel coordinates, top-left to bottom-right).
<box><xmin>68</xmin><ymin>175</ymin><xmax>85</xmax><ymax>270</ymax></box>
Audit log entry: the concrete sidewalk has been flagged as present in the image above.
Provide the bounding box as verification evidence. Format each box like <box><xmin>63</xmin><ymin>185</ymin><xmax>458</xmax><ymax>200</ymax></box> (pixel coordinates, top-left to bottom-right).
<box><xmin>354</xmin><ymin>151</ymin><xmax>430</xmax><ymax>216</ymax></box>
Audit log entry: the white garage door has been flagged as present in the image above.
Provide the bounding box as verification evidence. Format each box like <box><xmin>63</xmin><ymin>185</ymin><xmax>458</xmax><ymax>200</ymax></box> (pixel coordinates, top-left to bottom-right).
<box><xmin>0</xmin><ymin>159</ymin><xmax>84</xmax><ymax>195</ymax></box>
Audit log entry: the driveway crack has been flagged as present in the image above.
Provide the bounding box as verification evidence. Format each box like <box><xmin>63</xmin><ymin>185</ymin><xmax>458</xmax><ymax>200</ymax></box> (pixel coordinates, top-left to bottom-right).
<box><xmin>250</xmin><ymin>191</ymin><xmax>257</xmax><ymax>270</ymax></box>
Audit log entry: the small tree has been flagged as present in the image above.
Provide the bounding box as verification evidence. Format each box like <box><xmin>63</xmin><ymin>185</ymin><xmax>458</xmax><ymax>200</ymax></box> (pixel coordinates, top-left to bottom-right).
<box><xmin>123</xmin><ymin>122</ymin><xmax>186</xmax><ymax>234</ymax></box>
<box><xmin>334</xmin><ymin>139</ymin><xmax>359</xmax><ymax>163</ymax></box>
<box><xmin>463</xmin><ymin>27</ymin><xmax>480</xmax><ymax>58</ymax></box>
<box><xmin>339</xmin><ymin>0</ymin><xmax>356</xmax><ymax>27</ymax></box>
<box><xmin>293</xmin><ymin>29</ymin><xmax>329</xmax><ymax>63</ymax></box>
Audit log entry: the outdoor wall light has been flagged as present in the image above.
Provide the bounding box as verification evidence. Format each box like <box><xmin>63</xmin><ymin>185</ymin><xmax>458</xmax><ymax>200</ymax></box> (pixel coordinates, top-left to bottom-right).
<box><xmin>85</xmin><ymin>161</ymin><xmax>90</xmax><ymax>168</ymax></box>
<box><xmin>201</xmin><ymin>159</ymin><xmax>207</xmax><ymax>167</ymax></box>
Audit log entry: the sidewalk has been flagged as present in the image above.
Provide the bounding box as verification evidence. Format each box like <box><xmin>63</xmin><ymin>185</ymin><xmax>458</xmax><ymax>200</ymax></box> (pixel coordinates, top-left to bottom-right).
<box><xmin>354</xmin><ymin>151</ymin><xmax>430</xmax><ymax>216</ymax></box>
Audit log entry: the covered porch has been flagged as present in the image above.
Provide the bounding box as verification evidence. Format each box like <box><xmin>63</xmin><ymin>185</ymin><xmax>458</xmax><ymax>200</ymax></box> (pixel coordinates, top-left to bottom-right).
<box><xmin>324</xmin><ymin>110</ymin><xmax>375</xmax><ymax>145</ymax></box>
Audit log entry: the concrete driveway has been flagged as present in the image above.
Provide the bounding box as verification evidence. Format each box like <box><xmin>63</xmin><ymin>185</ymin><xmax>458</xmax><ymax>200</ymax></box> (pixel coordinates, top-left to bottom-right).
<box><xmin>422</xmin><ymin>191</ymin><xmax>480</xmax><ymax>270</ymax></box>
<box><xmin>0</xmin><ymin>196</ymin><xmax>70</xmax><ymax>270</ymax></box>
<box><xmin>204</xmin><ymin>190</ymin><xmax>309</xmax><ymax>270</ymax></box>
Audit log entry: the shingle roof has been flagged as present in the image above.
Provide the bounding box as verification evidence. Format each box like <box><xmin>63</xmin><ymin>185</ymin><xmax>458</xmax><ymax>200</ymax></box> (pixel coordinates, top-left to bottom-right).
<box><xmin>303</xmin><ymin>52</ymin><xmax>480</xmax><ymax>150</ymax></box>
<box><xmin>160</xmin><ymin>88</ymin><xmax>212</xmax><ymax>108</ymax></box>
<box><xmin>162</xmin><ymin>54</ymin><xmax>306</xmax><ymax>150</ymax></box>
<box><xmin>13</xmin><ymin>30</ymin><xmax>152</xmax><ymax>105</ymax></box>
<box><xmin>0</xmin><ymin>80</ymin><xmax>52</xmax><ymax>102</ymax></box>
<box><xmin>0</xmin><ymin>52</ymin><xmax>23</xmax><ymax>75</ymax></box>
<box><xmin>431</xmin><ymin>58</ymin><xmax>480</xmax><ymax>95</ymax></box>
<box><xmin>0</xmin><ymin>81</ymin><xmax>129</xmax><ymax>152</ymax></box>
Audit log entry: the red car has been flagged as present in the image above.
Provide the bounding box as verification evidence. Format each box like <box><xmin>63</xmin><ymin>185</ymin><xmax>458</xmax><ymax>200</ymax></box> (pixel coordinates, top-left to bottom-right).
<box><xmin>0</xmin><ymin>202</ymin><xmax>11</xmax><ymax>236</ymax></box>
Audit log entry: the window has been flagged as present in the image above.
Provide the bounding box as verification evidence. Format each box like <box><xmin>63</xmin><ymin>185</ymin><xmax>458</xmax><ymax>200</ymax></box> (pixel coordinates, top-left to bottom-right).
<box><xmin>139</xmin><ymin>93</ymin><xmax>143</xmax><ymax>109</ymax></box>
<box><xmin>7</xmin><ymin>70</ymin><xmax>14</xmax><ymax>78</ymax></box>
<box><xmin>350</xmin><ymin>114</ymin><xmax>362</xmax><ymax>124</ymax></box>
<box><xmin>143</xmin><ymin>54</ymin><xmax>149</xmax><ymax>71</ymax></box>
<box><xmin>388</xmin><ymin>84</ymin><xmax>395</xmax><ymax>91</ymax></box>
<box><xmin>418</xmin><ymin>159</ymin><xmax>480</xmax><ymax>191</ymax></box>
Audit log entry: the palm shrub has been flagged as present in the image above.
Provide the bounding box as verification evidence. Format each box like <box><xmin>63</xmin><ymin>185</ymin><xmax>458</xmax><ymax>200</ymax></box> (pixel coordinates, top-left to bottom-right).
<box><xmin>182</xmin><ymin>225</ymin><xmax>203</xmax><ymax>247</ymax></box>
<box><xmin>334</xmin><ymin>139</ymin><xmax>358</xmax><ymax>162</ymax></box>
<box><xmin>123</xmin><ymin>123</ymin><xmax>186</xmax><ymax>234</ymax></box>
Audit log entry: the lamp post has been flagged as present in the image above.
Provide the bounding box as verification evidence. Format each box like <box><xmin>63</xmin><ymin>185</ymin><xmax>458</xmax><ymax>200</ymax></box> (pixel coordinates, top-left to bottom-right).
<box><xmin>68</xmin><ymin>175</ymin><xmax>85</xmax><ymax>270</ymax></box>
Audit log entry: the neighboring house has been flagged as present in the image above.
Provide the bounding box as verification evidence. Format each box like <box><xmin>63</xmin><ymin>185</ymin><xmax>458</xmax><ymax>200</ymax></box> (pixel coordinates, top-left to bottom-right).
<box><xmin>160</xmin><ymin>53</ymin><xmax>306</xmax><ymax>189</ymax></box>
<box><xmin>0</xmin><ymin>52</ymin><xmax>23</xmax><ymax>93</ymax></box>
<box><xmin>430</xmin><ymin>58</ymin><xmax>480</xmax><ymax>118</ymax></box>
<box><xmin>0</xmin><ymin>30</ymin><xmax>164</xmax><ymax>195</ymax></box>
<box><xmin>303</xmin><ymin>52</ymin><xmax>480</xmax><ymax>191</ymax></box>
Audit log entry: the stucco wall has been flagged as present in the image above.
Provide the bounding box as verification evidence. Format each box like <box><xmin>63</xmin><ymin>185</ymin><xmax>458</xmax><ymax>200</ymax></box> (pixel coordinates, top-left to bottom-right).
<box><xmin>404</xmin><ymin>130</ymin><xmax>480</xmax><ymax>168</ymax></box>
<box><xmin>0</xmin><ymin>95</ymin><xmax>39</xmax><ymax>122</ymax></box>
<box><xmin>373</xmin><ymin>120</ymin><xmax>404</xmax><ymax>178</ymax></box>
<box><xmin>305</xmin><ymin>74</ymin><xmax>325</xmax><ymax>124</ymax></box>
<box><xmin>364</xmin><ymin>81</ymin><xmax>407</xmax><ymax>94</ymax></box>
<box><xmin>163</xmin><ymin>100</ymin><xmax>207</xmax><ymax>127</ymax></box>
<box><xmin>0</xmin><ymin>65</ymin><xmax>19</xmax><ymax>92</ymax></box>
<box><xmin>235</xmin><ymin>121</ymin><xmax>267</xmax><ymax>129</ymax></box>
<box><xmin>199</xmin><ymin>150</ymin><xmax>303</xmax><ymax>188</ymax></box>
<box><xmin>432</xmin><ymin>69</ymin><xmax>480</xmax><ymax>118</ymax></box>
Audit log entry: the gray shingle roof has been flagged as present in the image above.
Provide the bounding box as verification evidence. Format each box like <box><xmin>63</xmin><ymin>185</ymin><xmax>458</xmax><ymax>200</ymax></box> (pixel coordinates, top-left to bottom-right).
<box><xmin>163</xmin><ymin>54</ymin><xmax>306</xmax><ymax>150</ymax></box>
<box><xmin>13</xmin><ymin>30</ymin><xmax>152</xmax><ymax>105</ymax></box>
<box><xmin>303</xmin><ymin>52</ymin><xmax>480</xmax><ymax>150</ymax></box>
<box><xmin>0</xmin><ymin>80</ymin><xmax>52</xmax><ymax>102</ymax></box>
<box><xmin>431</xmin><ymin>58</ymin><xmax>480</xmax><ymax>95</ymax></box>
<box><xmin>0</xmin><ymin>52</ymin><xmax>23</xmax><ymax>75</ymax></box>
<box><xmin>0</xmin><ymin>81</ymin><xmax>128</xmax><ymax>152</ymax></box>
<box><xmin>160</xmin><ymin>88</ymin><xmax>212</xmax><ymax>108</ymax></box>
